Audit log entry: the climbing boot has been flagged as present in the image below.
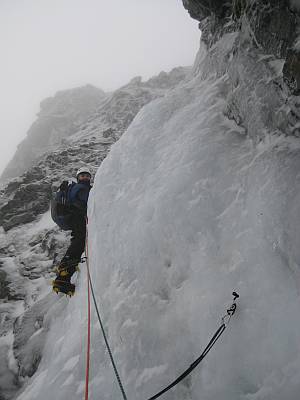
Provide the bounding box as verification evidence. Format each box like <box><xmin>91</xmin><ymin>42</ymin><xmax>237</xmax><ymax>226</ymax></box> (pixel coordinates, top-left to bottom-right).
<box><xmin>52</xmin><ymin>274</ymin><xmax>75</xmax><ymax>297</ymax></box>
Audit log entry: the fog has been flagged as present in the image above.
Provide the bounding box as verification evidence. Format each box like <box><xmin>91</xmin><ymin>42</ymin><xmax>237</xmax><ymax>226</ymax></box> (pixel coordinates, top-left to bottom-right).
<box><xmin>0</xmin><ymin>0</ymin><xmax>199</xmax><ymax>176</ymax></box>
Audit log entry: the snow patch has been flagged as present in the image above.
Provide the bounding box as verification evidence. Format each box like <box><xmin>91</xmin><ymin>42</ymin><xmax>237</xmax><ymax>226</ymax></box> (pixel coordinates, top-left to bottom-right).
<box><xmin>61</xmin><ymin>374</ymin><xmax>74</xmax><ymax>387</ymax></box>
<box><xmin>20</xmin><ymin>370</ymin><xmax>48</xmax><ymax>400</ymax></box>
<box><xmin>268</xmin><ymin>59</ymin><xmax>285</xmax><ymax>77</ymax></box>
<box><xmin>62</xmin><ymin>355</ymin><xmax>80</xmax><ymax>372</ymax></box>
<box><xmin>136</xmin><ymin>364</ymin><xmax>169</xmax><ymax>388</ymax></box>
<box><xmin>24</xmin><ymin>209</ymin><xmax>55</xmax><ymax>236</ymax></box>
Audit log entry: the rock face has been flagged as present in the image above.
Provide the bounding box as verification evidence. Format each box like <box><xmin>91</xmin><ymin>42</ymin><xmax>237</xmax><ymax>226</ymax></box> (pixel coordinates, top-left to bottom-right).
<box><xmin>183</xmin><ymin>0</ymin><xmax>298</xmax><ymax>57</ymax></box>
<box><xmin>183</xmin><ymin>0</ymin><xmax>300</xmax><ymax>140</ymax></box>
<box><xmin>1</xmin><ymin>85</ymin><xmax>106</xmax><ymax>182</ymax></box>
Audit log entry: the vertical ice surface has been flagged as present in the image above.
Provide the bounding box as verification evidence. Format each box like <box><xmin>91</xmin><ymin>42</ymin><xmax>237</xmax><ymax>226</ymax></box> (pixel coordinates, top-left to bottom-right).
<box><xmin>87</xmin><ymin>71</ymin><xmax>300</xmax><ymax>400</ymax></box>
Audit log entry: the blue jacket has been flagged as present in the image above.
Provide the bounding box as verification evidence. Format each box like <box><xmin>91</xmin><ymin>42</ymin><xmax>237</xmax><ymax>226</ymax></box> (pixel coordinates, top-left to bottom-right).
<box><xmin>69</xmin><ymin>181</ymin><xmax>91</xmax><ymax>213</ymax></box>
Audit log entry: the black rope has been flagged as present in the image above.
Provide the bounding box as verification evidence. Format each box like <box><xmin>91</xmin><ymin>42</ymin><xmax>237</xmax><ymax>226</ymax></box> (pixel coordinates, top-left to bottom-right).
<box><xmin>146</xmin><ymin>323</ymin><xmax>226</xmax><ymax>400</ymax></box>
<box><xmin>146</xmin><ymin>293</ymin><xmax>239</xmax><ymax>400</ymax></box>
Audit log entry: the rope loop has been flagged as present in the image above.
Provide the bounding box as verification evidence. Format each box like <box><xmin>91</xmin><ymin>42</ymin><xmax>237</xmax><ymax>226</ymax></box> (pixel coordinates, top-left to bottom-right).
<box><xmin>222</xmin><ymin>292</ymin><xmax>239</xmax><ymax>326</ymax></box>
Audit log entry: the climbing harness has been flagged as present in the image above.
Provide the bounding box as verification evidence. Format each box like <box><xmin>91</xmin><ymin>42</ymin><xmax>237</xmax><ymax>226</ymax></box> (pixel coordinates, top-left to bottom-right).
<box><xmin>83</xmin><ymin>221</ymin><xmax>239</xmax><ymax>400</ymax></box>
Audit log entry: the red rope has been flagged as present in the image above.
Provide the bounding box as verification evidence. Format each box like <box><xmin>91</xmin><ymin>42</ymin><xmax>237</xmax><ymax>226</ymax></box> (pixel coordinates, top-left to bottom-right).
<box><xmin>85</xmin><ymin>224</ymin><xmax>91</xmax><ymax>400</ymax></box>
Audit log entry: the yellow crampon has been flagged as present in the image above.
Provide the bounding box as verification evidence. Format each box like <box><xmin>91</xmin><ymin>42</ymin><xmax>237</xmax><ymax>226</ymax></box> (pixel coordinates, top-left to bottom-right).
<box><xmin>52</xmin><ymin>280</ymin><xmax>75</xmax><ymax>297</ymax></box>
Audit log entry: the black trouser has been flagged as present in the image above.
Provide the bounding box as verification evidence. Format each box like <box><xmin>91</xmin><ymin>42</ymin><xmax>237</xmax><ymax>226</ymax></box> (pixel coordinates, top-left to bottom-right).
<box><xmin>62</xmin><ymin>212</ymin><xmax>86</xmax><ymax>263</ymax></box>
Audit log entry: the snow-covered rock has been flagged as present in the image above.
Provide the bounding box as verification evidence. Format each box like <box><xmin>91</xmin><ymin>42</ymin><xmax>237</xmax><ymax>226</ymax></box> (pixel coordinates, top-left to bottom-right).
<box><xmin>183</xmin><ymin>0</ymin><xmax>300</xmax><ymax>96</ymax></box>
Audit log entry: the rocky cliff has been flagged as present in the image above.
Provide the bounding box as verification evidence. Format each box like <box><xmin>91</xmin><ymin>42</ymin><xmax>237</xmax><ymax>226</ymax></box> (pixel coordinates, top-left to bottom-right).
<box><xmin>183</xmin><ymin>0</ymin><xmax>300</xmax><ymax>141</ymax></box>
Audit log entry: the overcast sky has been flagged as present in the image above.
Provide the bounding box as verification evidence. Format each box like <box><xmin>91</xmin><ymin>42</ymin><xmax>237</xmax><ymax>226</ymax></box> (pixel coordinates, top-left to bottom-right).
<box><xmin>0</xmin><ymin>0</ymin><xmax>200</xmax><ymax>176</ymax></box>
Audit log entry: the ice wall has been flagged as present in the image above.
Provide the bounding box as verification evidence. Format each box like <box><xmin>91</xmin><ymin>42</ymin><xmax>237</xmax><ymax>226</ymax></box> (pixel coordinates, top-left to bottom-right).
<box><xmin>87</xmin><ymin>60</ymin><xmax>300</xmax><ymax>400</ymax></box>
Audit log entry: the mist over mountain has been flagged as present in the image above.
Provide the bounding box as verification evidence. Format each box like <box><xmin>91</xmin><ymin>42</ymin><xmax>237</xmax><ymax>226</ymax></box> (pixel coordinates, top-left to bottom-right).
<box><xmin>0</xmin><ymin>1</ymin><xmax>299</xmax><ymax>400</ymax></box>
<box><xmin>0</xmin><ymin>85</ymin><xmax>106</xmax><ymax>182</ymax></box>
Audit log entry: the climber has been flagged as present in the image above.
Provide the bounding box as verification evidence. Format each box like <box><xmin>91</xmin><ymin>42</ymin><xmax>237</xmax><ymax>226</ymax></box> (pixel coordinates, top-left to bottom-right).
<box><xmin>52</xmin><ymin>167</ymin><xmax>92</xmax><ymax>295</ymax></box>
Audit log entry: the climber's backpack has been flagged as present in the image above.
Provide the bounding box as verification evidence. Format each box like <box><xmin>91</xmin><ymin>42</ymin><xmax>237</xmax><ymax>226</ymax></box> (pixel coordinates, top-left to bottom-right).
<box><xmin>50</xmin><ymin>180</ymin><xmax>76</xmax><ymax>230</ymax></box>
